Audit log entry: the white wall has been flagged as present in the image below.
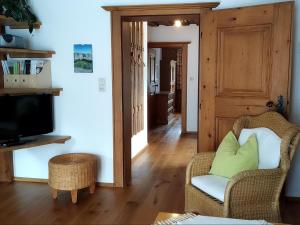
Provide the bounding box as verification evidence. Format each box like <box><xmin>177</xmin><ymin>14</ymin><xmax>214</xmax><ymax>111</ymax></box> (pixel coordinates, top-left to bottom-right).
<box><xmin>10</xmin><ymin>0</ymin><xmax>114</xmax><ymax>183</ymax></box>
<box><xmin>7</xmin><ymin>0</ymin><xmax>300</xmax><ymax>196</ymax></box>
<box><xmin>131</xmin><ymin>22</ymin><xmax>148</xmax><ymax>159</ymax></box>
<box><xmin>148</xmin><ymin>25</ymin><xmax>199</xmax><ymax>132</ymax></box>
<box><xmin>285</xmin><ymin>0</ymin><xmax>300</xmax><ymax>197</ymax></box>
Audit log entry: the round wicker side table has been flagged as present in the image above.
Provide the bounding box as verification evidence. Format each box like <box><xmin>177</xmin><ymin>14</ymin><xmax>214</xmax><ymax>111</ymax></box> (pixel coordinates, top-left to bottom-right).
<box><xmin>48</xmin><ymin>153</ymin><xmax>97</xmax><ymax>204</ymax></box>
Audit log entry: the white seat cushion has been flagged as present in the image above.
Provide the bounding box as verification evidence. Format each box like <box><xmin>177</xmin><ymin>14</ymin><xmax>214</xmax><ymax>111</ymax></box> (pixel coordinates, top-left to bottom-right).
<box><xmin>238</xmin><ymin>128</ymin><xmax>281</xmax><ymax>169</ymax></box>
<box><xmin>191</xmin><ymin>175</ymin><xmax>229</xmax><ymax>202</ymax></box>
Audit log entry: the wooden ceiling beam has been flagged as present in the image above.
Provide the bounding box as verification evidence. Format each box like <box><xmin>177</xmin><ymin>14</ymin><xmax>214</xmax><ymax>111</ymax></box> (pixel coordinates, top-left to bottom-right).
<box><xmin>148</xmin><ymin>21</ymin><xmax>159</xmax><ymax>27</ymax></box>
<box><xmin>122</xmin><ymin>14</ymin><xmax>200</xmax><ymax>26</ymax></box>
<box><xmin>148</xmin><ymin>42</ymin><xmax>192</xmax><ymax>49</ymax></box>
<box><xmin>147</xmin><ymin>21</ymin><xmax>195</xmax><ymax>27</ymax></box>
<box><xmin>122</xmin><ymin>14</ymin><xmax>199</xmax><ymax>22</ymax></box>
<box><xmin>122</xmin><ymin>14</ymin><xmax>199</xmax><ymax>25</ymax></box>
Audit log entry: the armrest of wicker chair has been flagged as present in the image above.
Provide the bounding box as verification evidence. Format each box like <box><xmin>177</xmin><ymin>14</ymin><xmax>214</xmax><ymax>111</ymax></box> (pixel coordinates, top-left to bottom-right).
<box><xmin>223</xmin><ymin>168</ymin><xmax>283</xmax><ymax>218</ymax></box>
<box><xmin>186</xmin><ymin>152</ymin><xmax>216</xmax><ymax>184</ymax></box>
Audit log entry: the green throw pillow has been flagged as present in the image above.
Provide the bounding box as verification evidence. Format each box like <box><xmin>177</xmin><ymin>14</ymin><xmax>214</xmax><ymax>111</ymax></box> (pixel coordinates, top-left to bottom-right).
<box><xmin>209</xmin><ymin>131</ymin><xmax>258</xmax><ymax>178</ymax></box>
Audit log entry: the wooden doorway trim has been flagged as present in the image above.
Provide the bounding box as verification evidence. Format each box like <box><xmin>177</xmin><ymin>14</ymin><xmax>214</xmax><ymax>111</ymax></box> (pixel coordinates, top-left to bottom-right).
<box><xmin>103</xmin><ymin>2</ymin><xmax>220</xmax><ymax>187</ymax></box>
<box><xmin>148</xmin><ymin>42</ymin><xmax>190</xmax><ymax>133</ymax></box>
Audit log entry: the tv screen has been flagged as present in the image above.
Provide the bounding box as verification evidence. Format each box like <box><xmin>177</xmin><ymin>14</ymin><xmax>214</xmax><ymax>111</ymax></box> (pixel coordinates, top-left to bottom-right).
<box><xmin>0</xmin><ymin>94</ymin><xmax>54</xmax><ymax>143</ymax></box>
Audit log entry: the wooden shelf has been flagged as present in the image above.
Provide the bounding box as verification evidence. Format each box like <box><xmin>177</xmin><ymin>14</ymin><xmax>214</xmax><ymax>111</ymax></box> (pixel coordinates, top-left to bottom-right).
<box><xmin>0</xmin><ymin>48</ymin><xmax>55</xmax><ymax>58</ymax></box>
<box><xmin>0</xmin><ymin>15</ymin><xmax>41</xmax><ymax>29</ymax></box>
<box><xmin>0</xmin><ymin>88</ymin><xmax>63</xmax><ymax>96</ymax></box>
<box><xmin>0</xmin><ymin>135</ymin><xmax>71</xmax><ymax>153</ymax></box>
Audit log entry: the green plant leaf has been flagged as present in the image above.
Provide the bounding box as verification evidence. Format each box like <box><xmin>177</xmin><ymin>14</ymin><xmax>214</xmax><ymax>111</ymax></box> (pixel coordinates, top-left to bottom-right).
<box><xmin>0</xmin><ymin>0</ymin><xmax>38</xmax><ymax>33</ymax></box>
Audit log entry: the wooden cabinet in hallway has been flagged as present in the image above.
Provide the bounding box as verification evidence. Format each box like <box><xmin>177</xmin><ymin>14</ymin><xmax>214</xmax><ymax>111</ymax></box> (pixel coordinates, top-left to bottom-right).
<box><xmin>152</xmin><ymin>92</ymin><xmax>175</xmax><ymax>125</ymax></box>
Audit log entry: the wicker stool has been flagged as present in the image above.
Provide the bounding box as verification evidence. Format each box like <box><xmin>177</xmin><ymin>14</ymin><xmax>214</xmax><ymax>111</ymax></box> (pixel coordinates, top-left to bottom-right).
<box><xmin>48</xmin><ymin>153</ymin><xmax>97</xmax><ymax>204</ymax></box>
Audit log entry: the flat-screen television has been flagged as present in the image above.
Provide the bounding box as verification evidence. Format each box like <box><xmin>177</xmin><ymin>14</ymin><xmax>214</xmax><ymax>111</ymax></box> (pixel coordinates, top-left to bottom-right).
<box><xmin>0</xmin><ymin>94</ymin><xmax>54</xmax><ymax>145</ymax></box>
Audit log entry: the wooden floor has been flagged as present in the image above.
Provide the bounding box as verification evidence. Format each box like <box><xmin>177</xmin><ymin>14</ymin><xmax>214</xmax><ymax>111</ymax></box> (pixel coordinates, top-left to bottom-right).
<box><xmin>0</xmin><ymin>114</ymin><xmax>197</xmax><ymax>224</ymax></box>
<box><xmin>0</xmin><ymin>115</ymin><xmax>299</xmax><ymax>224</ymax></box>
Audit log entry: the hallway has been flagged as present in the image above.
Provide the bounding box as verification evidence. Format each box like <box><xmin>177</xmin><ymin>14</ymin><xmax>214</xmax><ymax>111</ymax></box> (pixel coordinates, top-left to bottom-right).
<box><xmin>0</xmin><ymin>115</ymin><xmax>197</xmax><ymax>224</ymax></box>
<box><xmin>129</xmin><ymin>114</ymin><xmax>197</xmax><ymax>222</ymax></box>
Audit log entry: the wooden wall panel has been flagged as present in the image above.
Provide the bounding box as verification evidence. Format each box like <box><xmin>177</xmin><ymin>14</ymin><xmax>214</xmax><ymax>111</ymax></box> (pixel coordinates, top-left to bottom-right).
<box><xmin>122</xmin><ymin>22</ymin><xmax>133</xmax><ymax>186</ymax></box>
<box><xmin>122</xmin><ymin>21</ymin><xmax>145</xmax><ymax>183</ymax></box>
<box><xmin>131</xmin><ymin>22</ymin><xmax>144</xmax><ymax>136</ymax></box>
<box><xmin>129</xmin><ymin>22</ymin><xmax>136</xmax><ymax>135</ymax></box>
<box><xmin>141</xmin><ymin>22</ymin><xmax>145</xmax><ymax>130</ymax></box>
<box><xmin>133</xmin><ymin>22</ymin><xmax>138</xmax><ymax>135</ymax></box>
<box><xmin>136</xmin><ymin>22</ymin><xmax>140</xmax><ymax>133</ymax></box>
<box><xmin>121</xmin><ymin>21</ymin><xmax>145</xmax><ymax>185</ymax></box>
<box><xmin>138</xmin><ymin>22</ymin><xmax>144</xmax><ymax>132</ymax></box>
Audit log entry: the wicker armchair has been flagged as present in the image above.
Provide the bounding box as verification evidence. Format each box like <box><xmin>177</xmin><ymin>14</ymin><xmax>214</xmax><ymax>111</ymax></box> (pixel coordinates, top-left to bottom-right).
<box><xmin>185</xmin><ymin>112</ymin><xmax>300</xmax><ymax>223</ymax></box>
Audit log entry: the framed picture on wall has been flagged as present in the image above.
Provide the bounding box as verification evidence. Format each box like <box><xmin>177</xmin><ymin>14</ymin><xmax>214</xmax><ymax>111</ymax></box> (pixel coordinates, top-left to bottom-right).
<box><xmin>74</xmin><ymin>44</ymin><xmax>93</xmax><ymax>73</ymax></box>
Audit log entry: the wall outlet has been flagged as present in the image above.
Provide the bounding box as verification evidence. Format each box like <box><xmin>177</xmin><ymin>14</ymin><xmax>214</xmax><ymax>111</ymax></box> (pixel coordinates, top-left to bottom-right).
<box><xmin>98</xmin><ymin>78</ymin><xmax>106</xmax><ymax>92</ymax></box>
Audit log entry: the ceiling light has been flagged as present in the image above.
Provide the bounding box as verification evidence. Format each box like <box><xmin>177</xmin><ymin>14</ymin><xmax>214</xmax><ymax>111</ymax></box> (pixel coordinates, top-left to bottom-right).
<box><xmin>174</xmin><ymin>20</ymin><xmax>182</xmax><ymax>28</ymax></box>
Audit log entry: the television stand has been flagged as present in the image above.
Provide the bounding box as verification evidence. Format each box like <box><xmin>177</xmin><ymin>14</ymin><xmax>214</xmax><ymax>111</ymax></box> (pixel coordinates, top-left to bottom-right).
<box><xmin>0</xmin><ymin>137</ymin><xmax>37</xmax><ymax>148</ymax></box>
<box><xmin>0</xmin><ymin>135</ymin><xmax>71</xmax><ymax>182</ymax></box>
<box><xmin>0</xmin><ymin>140</ymin><xmax>27</xmax><ymax>148</ymax></box>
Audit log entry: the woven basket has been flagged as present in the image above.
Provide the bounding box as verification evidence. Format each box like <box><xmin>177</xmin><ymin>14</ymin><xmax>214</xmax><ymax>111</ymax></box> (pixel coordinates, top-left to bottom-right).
<box><xmin>48</xmin><ymin>153</ymin><xmax>97</xmax><ymax>191</ymax></box>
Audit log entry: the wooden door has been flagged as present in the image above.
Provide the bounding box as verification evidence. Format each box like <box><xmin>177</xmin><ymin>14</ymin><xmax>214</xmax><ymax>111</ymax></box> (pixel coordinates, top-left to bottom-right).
<box><xmin>199</xmin><ymin>2</ymin><xmax>294</xmax><ymax>151</ymax></box>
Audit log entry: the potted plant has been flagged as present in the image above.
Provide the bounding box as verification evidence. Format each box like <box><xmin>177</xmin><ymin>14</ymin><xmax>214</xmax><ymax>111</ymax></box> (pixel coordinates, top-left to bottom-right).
<box><xmin>0</xmin><ymin>0</ymin><xmax>38</xmax><ymax>33</ymax></box>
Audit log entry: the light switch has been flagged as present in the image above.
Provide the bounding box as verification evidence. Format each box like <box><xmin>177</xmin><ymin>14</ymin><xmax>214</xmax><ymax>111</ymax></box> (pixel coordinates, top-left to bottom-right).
<box><xmin>98</xmin><ymin>78</ymin><xmax>106</xmax><ymax>92</ymax></box>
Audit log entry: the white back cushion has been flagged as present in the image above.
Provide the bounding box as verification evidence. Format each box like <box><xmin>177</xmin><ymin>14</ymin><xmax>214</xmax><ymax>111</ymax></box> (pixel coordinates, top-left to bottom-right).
<box><xmin>191</xmin><ymin>175</ymin><xmax>229</xmax><ymax>202</ymax></box>
<box><xmin>238</xmin><ymin>128</ymin><xmax>281</xmax><ymax>169</ymax></box>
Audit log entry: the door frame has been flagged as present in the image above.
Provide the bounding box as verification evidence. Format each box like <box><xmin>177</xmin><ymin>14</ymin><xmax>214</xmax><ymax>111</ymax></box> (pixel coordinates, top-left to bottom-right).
<box><xmin>102</xmin><ymin>2</ymin><xmax>220</xmax><ymax>187</ymax></box>
<box><xmin>148</xmin><ymin>42</ymin><xmax>190</xmax><ymax>133</ymax></box>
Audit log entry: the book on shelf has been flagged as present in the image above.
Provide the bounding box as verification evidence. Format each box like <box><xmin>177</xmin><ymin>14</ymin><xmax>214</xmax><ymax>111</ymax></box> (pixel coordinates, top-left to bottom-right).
<box><xmin>1</xmin><ymin>59</ymin><xmax>47</xmax><ymax>76</ymax></box>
